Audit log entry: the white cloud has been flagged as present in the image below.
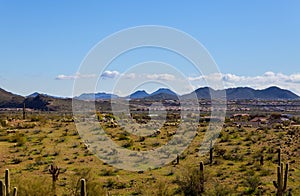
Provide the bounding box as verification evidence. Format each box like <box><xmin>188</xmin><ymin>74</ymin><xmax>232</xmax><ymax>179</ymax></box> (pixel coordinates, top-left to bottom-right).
<box><xmin>56</xmin><ymin>73</ymin><xmax>96</xmax><ymax>80</ymax></box>
<box><xmin>188</xmin><ymin>73</ymin><xmax>223</xmax><ymax>82</ymax></box>
<box><xmin>100</xmin><ymin>71</ymin><xmax>137</xmax><ymax>80</ymax></box>
<box><xmin>188</xmin><ymin>72</ymin><xmax>300</xmax><ymax>95</ymax></box>
<box><xmin>288</xmin><ymin>74</ymin><xmax>300</xmax><ymax>83</ymax></box>
<box><xmin>59</xmin><ymin>70</ymin><xmax>300</xmax><ymax>95</ymax></box>
<box><xmin>100</xmin><ymin>70</ymin><xmax>120</xmax><ymax>79</ymax></box>
<box><xmin>187</xmin><ymin>76</ymin><xmax>203</xmax><ymax>81</ymax></box>
<box><xmin>223</xmin><ymin>73</ymin><xmax>245</xmax><ymax>82</ymax></box>
<box><xmin>263</xmin><ymin>71</ymin><xmax>276</xmax><ymax>77</ymax></box>
<box><xmin>122</xmin><ymin>73</ymin><xmax>136</xmax><ymax>79</ymax></box>
<box><xmin>57</xmin><ymin>71</ymin><xmax>176</xmax><ymax>81</ymax></box>
<box><xmin>145</xmin><ymin>73</ymin><xmax>175</xmax><ymax>81</ymax></box>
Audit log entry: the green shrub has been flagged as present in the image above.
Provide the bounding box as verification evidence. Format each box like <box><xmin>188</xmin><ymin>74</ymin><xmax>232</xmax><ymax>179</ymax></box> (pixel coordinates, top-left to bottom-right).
<box><xmin>0</xmin><ymin>119</ymin><xmax>8</xmax><ymax>127</ymax></box>
<box><xmin>99</xmin><ymin>168</ymin><xmax>116</xmax><ymax>176</ymax></box>
<box><xmin>206</xmin><ymin>182</ymin><xmax>235</xmax><ymax>196</ymax></box>
<box><xmin>10</xmin><ymin>132</ymin><xmax>27</xmax><ymax>146</ymax></box>
<box><xmin>13</xmin><ymin>176</ymin><xmax>52</xmax><ymax>195</ymax></box>
<box><xmin>12</xmin><ymin>157</ymin><xmax>22</xmax><ymax>164</ymax></box>
<box><xmin>175</xmin><ymin>165</ymin><xmax>205</xmax><ymax>195</ymax></box>
<box><xmin>243</xmin><ymin>173</ymin><xmax>261</xmax><ymax>194</ymax></box>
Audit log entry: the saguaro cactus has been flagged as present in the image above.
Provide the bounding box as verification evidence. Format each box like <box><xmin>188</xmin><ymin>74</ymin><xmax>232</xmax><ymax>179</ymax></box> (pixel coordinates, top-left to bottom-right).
<box><xmin>49</xmin><ymin>165</ymin><xmax>60</xmax><ymax>195</ymax></box>
<box><xmin>209</xmin><ymin>140</ymin><xmax>213</xmax><ymax>165</ymax></box>
<box><xmin>5</xmin><ymin>169</ymin><xmax>10</xmax><ymax>196</ymax></box>
<box><xmin>0</xmin><ymin>181</ymin><xmax>5</xmax><ymax>196</ymax></box>
<box><xmin>260</xmin><ymin>155</ymin><xmax>264</xmax><ymax>166</ymax></box>
<box><xmin>12</xmin><ymin>187</ymin><xmax>17</xmax><ymax>196</ymax></box>
<box><xmin>199</xmin><ymin>161</ymin><xmax>205</xmax><ymax>194</ymax></box>
<box><xmin>80</xmin><ymin>179</ymin><xmax>87</xmax><ymax>196</ymax></box>
<box><xmin>22</xmin><ymin>103</ymin><xmax>26</xmax><ymax>120</ymax></box>
<box><xmin>0</xmin><ymin>169</ymin><xmax>17</xmax><ymax>196</ymax></box>
<box><xmin>277</xmin><ymin>148</ymin><xmax>281</xmax><ymax>166</ymax></box>
<box><xmin>273</xmin><ymin>149</ymin><xmax>289</xmax><ymax>196</ymax></box>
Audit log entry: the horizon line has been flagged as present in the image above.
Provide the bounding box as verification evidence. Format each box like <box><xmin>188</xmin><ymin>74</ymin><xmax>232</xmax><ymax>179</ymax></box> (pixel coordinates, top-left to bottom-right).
<box><xmin>1</xmin><ymin>85</ymin><xmax>299</xmax><ymax>98</ymax></box>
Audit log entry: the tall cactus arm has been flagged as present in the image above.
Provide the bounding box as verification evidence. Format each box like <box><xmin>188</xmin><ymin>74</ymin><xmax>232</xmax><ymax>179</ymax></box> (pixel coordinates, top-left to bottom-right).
<box><xmin>283</xmin><ymin>163</ymin><xmax>289</xmax><ymax>191</ymax></box>
<box><xmin>80</xmin><ymin>179</ymin><xmax>87</xmax><ymax>196</ymax></box>
<box><xmin>5</xmin><ymin>169</ymin><xmax>10</xmax><ymax>196</ymax></box>
<box><xmin>12</xmin><ymin>187</ymin><xmax>17</xmax><ymax>196</ymax></box>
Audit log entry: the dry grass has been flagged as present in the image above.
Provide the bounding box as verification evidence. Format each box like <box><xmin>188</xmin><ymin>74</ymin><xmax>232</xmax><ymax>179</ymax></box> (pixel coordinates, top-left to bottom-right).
<box><xmin>0</xmin><ymin>111</ymin><xmax>299</xmax><ymax>195</ymax></box>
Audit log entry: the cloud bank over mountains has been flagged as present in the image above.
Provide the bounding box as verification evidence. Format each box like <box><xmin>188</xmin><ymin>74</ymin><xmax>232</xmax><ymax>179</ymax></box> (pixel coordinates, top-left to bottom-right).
<box><xmin>56</xmin><ymin>73</ymin><xmax>97</xmax><ymax>80</ymax></box>
<box><xmin>193</xmin><ymin>71</ymin><xmax>300</xmax><ymax>95</ymax></box>
<box><xmin>56</xmin><ymin>71</ymin><xmax>300</xmax><ymax>95</ymax></box>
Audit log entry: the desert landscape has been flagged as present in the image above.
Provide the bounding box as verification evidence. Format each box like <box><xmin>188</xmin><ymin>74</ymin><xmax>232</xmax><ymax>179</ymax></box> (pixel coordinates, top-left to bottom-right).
<box><xmin>1</xmin><ymin>1</ymin><xmax>300</xmax><ymax>195</ymax></box>
<box><xmin>0</xmin><ymin>87</ymin><xmax>299</xmax><ymax>195</ymax></box>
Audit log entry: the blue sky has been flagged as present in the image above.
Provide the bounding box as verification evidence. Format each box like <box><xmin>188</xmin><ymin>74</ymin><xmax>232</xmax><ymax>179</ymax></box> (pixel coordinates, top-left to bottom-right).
<box><xmin>0</xmin><ymin>1</ymin><xmax>300</xmax><ymax>96</ymax></box>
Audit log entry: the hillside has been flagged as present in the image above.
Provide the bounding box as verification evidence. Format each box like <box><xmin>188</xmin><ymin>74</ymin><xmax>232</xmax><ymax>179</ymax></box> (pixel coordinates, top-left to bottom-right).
<box><xmin>183</xmin><ymin>86</ymin><xmax>299</xmax><ymax>100</ymax></box>
<box><xmin>24</xmin><ymin>94</ymin><xmax>72</xmax><ymax>111</ymax></box>
<box><xmin>0</xmin><ymin>86</ymin><xmax>299</xmax><ymax>111</ymax></box>
<box><xmin>146</xmin><ymin>88</ymin><xmax>178</xmax><ymax>100</ymax></box>
<box><xmin>129</xmin><ymin>90</ymin><xmax>149</xmax><ymax>99</ymax></box>
<box><xmin>0</xmin><ymin>88</ymin><xmax>24</xmax><ymax>108</ymax></box>
<box><xmin>75</xmin><ymin>92</ymin><xmax>119</xmax><ymax>100</ymax></box>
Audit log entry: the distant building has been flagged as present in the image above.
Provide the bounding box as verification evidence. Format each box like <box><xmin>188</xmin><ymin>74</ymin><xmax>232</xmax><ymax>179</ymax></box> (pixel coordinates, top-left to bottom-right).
<box><xmin>249</xmin><ymin>117</ymin><xmax>268</xmax><ymax>128</ymax></box>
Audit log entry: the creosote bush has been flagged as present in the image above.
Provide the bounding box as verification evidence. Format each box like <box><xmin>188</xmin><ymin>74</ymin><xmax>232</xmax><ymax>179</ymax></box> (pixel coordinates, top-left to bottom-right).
<box><xmin>175</xmin><ymin>163</ymin><xmax>206</xmax><ymax>195</ymax></box>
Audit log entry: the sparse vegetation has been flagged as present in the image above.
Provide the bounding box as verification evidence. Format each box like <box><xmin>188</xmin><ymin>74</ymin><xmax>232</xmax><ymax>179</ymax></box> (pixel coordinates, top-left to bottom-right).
<box><xmin>0</xmin><ymin>110</ymin><xmax>299</xmax><ymax>195</ymax></box>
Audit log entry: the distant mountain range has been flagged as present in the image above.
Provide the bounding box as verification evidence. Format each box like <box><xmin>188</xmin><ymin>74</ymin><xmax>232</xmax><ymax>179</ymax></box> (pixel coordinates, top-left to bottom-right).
<box><xmin>182</xmin><ymin>86</ymin><xmax>299</xmax><ymax>100</ymax></box>
<box><xmin>75</xmin><ymin>92</ymin><xmax>119</xmax><ymax>100</ymax></box>
<box><xmin>0</xmin><ymin>86</ymin><xmax>299</xmax><ymax>111</ymax></box>
<box><xmin>226</xmin><ymin>86</ymin><xmax>299</xmax><ymax>100</ymax></box>
<box><xmin>129</xmin><ymin>90</ymin><xmax>149</xmax><ymax>99</ymax></box>
<box><xmin>76</xmin><ymin>88</ymin><xmax>178</xmax><ymax>100</ymax></box>
<box><xmin>0</xmin><ymin>89</ymin><xmax>71</xmax><ymax>111</ymax></box>
<box><xmin>76</xmin><ymin>86</ymin><xmax>299</xmax><ymax>101</ymax></box>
